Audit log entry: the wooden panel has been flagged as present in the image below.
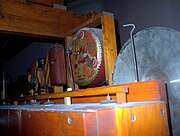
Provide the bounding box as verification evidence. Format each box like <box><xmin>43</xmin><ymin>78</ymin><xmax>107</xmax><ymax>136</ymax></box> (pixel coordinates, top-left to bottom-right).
<box><xmin>27</xmin><ymin>0</ymin><xmax>64</xmax><ymax>6</ymax></box>
<box><xmin>101</xmin><ymin>12</ymin><xmax>117</xmax><ymax>85</ymax></box>
<box><xmin>22</xmin><ymin>111</ymin><xmax>86</xmax><ymax>136</ymax></box>
<box><xmin>0</xmin><ymin>110</ymin><xmax>21</xmax><ymax>136</ymax></box>
<box><xmin>125</xmin><ymin>80</ymin><xmax>167</xmax><ymax>102</ymax></box>
<box><xmin>0</xmin><ymin>0</ymin><xmax>87</xmax><ymax>38</ymax></box>
<box><xmin>97</xmin><ymin>109</ymin><xmax>117</xmax><ymax>135</ymax></box>
<box><xmin>72</xmin><ymin>80</ymin><xmax>167</xmax><ymax>103</ymax></box>
<box><xmin>0</xmin><ymin>102</ymin><xmax>170</xmax><ymax>136</ymax></box>
<box><xmin>0</xmin><ymin>110</ymin><xmax>9</xmax><ymax>136</ymax></box>
<box><xmin>8</xmin><ymin>111</ymin><xmax>21</xmax><ymax>136</ymax></box>
<box><xmin>115</xmin><ymin>102</ymin><xmax>169</xmax><ymax>136</ymax></box>
<box><xmin>83</xmin><ymin>112</ymin><xmax>98</xmax><ymax>136</ymax></box>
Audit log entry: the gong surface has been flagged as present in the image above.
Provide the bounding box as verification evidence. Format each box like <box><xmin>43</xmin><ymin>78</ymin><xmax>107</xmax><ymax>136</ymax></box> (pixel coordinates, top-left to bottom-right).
<box><xmin>70</xmin><ymin>28</ymin><xmax>105</xmax><ymax>86</ymax></box>
<box><xmin>113</xmin><ymin>27</ymin><xmax>180</xmax><ymax>136</ymax></box>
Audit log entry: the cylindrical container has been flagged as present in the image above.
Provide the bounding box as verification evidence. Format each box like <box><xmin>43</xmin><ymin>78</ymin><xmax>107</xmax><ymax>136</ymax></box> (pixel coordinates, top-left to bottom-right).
<box><xmin>49</xmin><ymin>45</ymin><xmax>66</xmax><ymax>86</ymax></box>
<box><xmin>70</xmin><ymin>28</ymin><xmax>105</xmax><ymax>86</ymax></box>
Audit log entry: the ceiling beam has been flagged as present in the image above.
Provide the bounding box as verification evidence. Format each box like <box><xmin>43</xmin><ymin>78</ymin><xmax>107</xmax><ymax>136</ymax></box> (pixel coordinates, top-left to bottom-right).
<box><xmin>0</xmin><ymin>0</ymin><xmax>87</xmax><ymax>39</ymax></box>
<box><xmin>26</xmin><ymin>0</ymin><xmax>64</xmax><ymax>6</ymax></box>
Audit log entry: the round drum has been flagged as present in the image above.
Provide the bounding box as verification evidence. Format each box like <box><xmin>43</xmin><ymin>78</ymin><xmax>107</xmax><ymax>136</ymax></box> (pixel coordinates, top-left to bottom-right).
<box><xmin>70</xmin><ymin>28</ymin><xmax>105</xmax><ymax>86</ymax></box>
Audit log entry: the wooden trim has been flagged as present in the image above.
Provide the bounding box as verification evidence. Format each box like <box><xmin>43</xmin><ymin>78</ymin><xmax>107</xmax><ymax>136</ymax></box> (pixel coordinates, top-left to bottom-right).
<box><xmin>18</xmin><ymin>85</ymin><xmax>128</xmax><ymax>101</ymax></box>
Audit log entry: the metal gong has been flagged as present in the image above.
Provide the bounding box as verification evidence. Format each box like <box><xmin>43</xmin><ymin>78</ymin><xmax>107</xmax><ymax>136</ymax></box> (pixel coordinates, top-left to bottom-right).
<box><xmin>113</xmin><ymin>27</ymin><xmax>180</xmax><ymax>136</ymax></box>
<box><xmin>70</xmin><ymin>28</ymin><xmax>105</xmax><ymax>87</ymax></box>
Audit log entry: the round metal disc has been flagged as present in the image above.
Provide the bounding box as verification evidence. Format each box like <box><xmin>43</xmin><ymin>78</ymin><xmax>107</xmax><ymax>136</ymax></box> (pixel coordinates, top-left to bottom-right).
<box><xmin>113</xmin><ymin>27</ymin><xmax>180</xmax><ymax>136</ymax></box>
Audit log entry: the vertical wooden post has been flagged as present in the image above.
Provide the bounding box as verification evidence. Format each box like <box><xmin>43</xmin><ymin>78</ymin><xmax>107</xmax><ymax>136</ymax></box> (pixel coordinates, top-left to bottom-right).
<box><xmin>101</xmin><ymin>12</ymin><xmax>117</xmax><ymax>86</ymax></box>
<box><xmin>116</xmin><ymin>93</ymin><xmax>127</xmax><ymax>104</ymax></box>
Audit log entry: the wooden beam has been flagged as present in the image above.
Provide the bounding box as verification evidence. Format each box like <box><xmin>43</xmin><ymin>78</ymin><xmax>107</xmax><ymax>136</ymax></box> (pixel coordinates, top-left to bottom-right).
<box><xmin>26</xmin><ymin>0</ymin><xmax>64</xmax><ymax>6</ymax></box>
<box><xmin>67</xmin><ymin>13</ymin><xmax>101</xmax><ymax>35</ymax></box>
<box><xmin>18</xmin><ymin>85</ymin><xmax>128</xmax><ymax>101</ymax></box>
<box><xmin>0</xmin><ymin>0</ymin><xmax>87</xmax><ymax>39</ymax></box>
<box><xmin>101</xmin><ymin>12</ymin><xmax>117</xmax><ymax>85</ymax></box>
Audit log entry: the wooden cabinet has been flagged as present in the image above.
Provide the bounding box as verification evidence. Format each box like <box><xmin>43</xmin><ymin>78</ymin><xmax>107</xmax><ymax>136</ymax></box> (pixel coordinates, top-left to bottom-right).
<box><xmin>0</xmin><ymin>101</ymin><xmax>169</xmax><ymax>136</ymax></box>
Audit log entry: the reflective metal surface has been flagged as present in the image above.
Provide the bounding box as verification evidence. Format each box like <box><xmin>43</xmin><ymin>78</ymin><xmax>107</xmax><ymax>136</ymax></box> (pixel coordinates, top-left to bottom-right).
<box><xmin>113</xmin><ymin>27</ymin><xmax>180</xmax><ymax>136</ymax></box>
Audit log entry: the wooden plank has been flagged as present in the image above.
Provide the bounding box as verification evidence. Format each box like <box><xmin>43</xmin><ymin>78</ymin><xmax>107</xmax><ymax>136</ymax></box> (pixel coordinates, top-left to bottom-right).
<box><xmin>0</xmin><ymin>0</ymin><xmax>87</xmax><ymax>38</ymax></box>
<box><xmin>22</xmin><ymin>111</ymin><xmax>86</xmax><ymax>136</ymax></box>
<box><xmin>18</xmin><ymin>85</ymin><xmax>128</xmax><ymax>101</ymax></box>
<box><xmin>101</xmin><ymin>12</ymin><xmax>117</xmax><ymax>85</ymax></box>
<box><xmin>83</xmin><ymin>112</ymin><xmax>98</xmax><ymax>135</ymax></box>
<box><xmin>79</xmin><ymin>80</ymin><xmax>166</xmax><ymax>103</ymax></box>
<box><xmin>116</xmin><ymin>92</ymin><xmax>127</xmax><ymax>104</ymax></box>
<box><xmin>0</xmin><ymin>110</ymin><xmax>21</xmax><ymax>136</ymax></box>
<box><xmin>125</xmin><ymin>80</ymin><xmax>167</xmax><ymax>102</ymax></box>
<box><xmin>0</xmin><ymin>110</ymin><xmax>9</xmax><ymax>135</ymax></box>
<box><xmin>97</xmin><ymin>109</ymin><xmax>117</xmax><ymax>135</ymax></box>
<box><xmin>26</xmin><ymin>0</ymin><xmax>64</xmax><ymax>6</ymax></box>
<box><xmin>115</xmin><ymin>102</ymin><xmax>169</xmax><ymax>136</ymax></box>
<box><xmin>0</xmin><ymin>101</ymin><xmax>169</xmax><ymax>136</ymax></box>
<box><xmin>17</xmin><ymin>80</ymin><xmax>167</xmax><ymax>104</ymax></box>
<box><xmin>67</xmin><ymin>13</ymin><xmax>101</xmax><ymax>35</ymax></box>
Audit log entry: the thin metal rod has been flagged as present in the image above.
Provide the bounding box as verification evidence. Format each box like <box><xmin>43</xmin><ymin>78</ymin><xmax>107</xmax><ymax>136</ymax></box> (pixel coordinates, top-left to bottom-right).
<box><xmin>123</xmin><ymin>24</ymin><xmax>139</xmax><ymax>82</ymax></box>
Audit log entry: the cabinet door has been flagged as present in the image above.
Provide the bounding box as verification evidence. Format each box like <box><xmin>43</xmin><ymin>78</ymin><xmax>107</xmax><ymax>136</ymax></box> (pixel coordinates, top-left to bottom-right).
<box><xmin>21</xmin><ymin>111</ymin><xmax>98</xmax><ymax>136</ymax></box>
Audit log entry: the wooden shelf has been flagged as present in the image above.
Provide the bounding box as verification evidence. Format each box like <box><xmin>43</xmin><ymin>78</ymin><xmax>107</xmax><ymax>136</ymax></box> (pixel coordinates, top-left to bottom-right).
<box><xmin>18</xmin><ymin>85</ymin><xmax>128</xmax><ymax>104</ymax></box>
<box><xmin>17</xmin><ymin>80</ymin><xmax>167</xmax><ymax>105</ymax></box>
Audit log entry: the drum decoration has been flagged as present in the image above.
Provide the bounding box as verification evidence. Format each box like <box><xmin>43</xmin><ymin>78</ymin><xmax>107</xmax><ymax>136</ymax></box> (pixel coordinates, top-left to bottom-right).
<box><xmin>70</xmin><ymin>28</ymin><xmax>105</xmax><ymax>86</ymax></box>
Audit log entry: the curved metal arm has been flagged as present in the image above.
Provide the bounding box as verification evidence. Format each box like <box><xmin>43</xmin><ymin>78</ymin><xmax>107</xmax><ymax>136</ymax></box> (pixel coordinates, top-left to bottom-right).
<box><xmin>123</xmin><ymin>24</ymin><xmax>139</xmax><ymax>82</ymax></box>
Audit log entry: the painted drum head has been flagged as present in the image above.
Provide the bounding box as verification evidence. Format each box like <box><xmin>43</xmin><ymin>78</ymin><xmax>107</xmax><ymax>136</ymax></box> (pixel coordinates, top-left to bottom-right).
<box><xmin>70</xmin><ymin>28</ymin><xmax>105</xmax><ymax>86</ymax></box>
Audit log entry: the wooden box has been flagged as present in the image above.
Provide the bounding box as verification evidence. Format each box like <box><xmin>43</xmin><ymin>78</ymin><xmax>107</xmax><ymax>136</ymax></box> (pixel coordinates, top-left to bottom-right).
<box><xmin>0</xmin><ymin>101</ymin><xmax>169</xmax><ymax>136</ymax></box>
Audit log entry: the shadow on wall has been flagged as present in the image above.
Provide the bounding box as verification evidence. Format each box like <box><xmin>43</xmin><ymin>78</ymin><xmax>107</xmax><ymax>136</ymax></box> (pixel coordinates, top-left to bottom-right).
<box><xmin>68</xmin><ymin>0</ymin><xmax>180</xmax><ymax>47</ymax></box>
<box><xmin>2</xmin><ymin>42</ymin><xmax>55</xmax><ymax>82</ymax></box>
